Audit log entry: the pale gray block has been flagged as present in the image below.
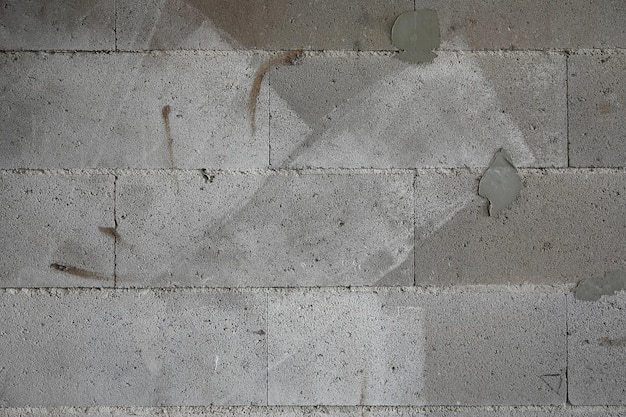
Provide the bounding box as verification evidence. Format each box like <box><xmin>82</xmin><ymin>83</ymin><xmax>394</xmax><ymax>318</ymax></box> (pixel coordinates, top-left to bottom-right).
<box><xmin>414</xmin><ymin>170</ymin><xmax>626</xmax><ymax>285</ymax></box>
<box><xmin>116</xmin><ymin>0</ymin><xmax>411</xmax><ymax>51</ymax></box>
<box><xmin>0</xmin><ymin>290</ymin><xmax>267</xmax><ymax>406</ymax></box>
<box><xmin>270</xmin><ymin>53</ymin><xmax>566</xmax><ymax>169</ymax></box>
<box><xmin>0</xmin><ymin>52</ymin><xmax>268</xmax><ymax>169</ymax></box>
<box><xmin>268</xmin><ymin>289</ymin><xmax>566</xmax><ymax>406</ymax></box>
<box><xmin>0</xmin><ymin>0</ymin><xmax>115</xmax><ymax>51</ymax></box>
<box><xmin>569</xmin><ymin>54</ymin><xmax>626</xmax><ymax>167</ymax></box>
<box><xmin>568</xmin><ymin>292</ymin><xmax>626</xmax><ymax>405</ymax></box>
<box><xmin>115</xmin><ymin>172</ymin><xmax>413</xmax><ymax>287</ymax></box>
<box><xmin>0</xmin><ymin>173</ymin><xmax>114</xmax><ymax>287</ymax></box>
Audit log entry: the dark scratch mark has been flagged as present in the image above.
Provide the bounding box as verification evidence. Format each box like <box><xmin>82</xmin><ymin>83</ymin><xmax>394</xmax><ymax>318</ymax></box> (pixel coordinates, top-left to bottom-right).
<box><xmin>50</xmin><ymin>263</ymin><xmax>108</xmax><ymax>281</ymax></box>
<box><xmin>248</xmin><ymin>50</ymin><xmax>304</xmax><ymax>135</ymax></box>
<box><xmin>161</xmin><ymin>104</ymin><xmax>175</xmax><ymax>169</ymax></box>
<box><xmin>599</xmin><ymin>337</ymin><xmax>626</xmax><ymax>347</ymax></box>
<box><xmin>98</xmin><ymin>226</ymin><xmax>121</xmax><ymax>241</ymax></box>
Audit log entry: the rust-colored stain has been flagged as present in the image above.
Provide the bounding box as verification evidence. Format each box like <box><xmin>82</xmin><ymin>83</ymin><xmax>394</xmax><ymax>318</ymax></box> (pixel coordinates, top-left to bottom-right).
<box><xmin>98</xmin><ymin>226</ymin><xmax>121</xmax><ymax>241</ymax></box>
<box><xmin>598</xmin><ymin>337</ymin><xmax>626</xmax><ymax>347</ymax></box>
<box><xmin>50</xmin><ymin>263</ymin><xmax>108</xmax><ymax>281</ymax></box>
<box><xmin>248</xmin><ymin>49</ymin><xmax>303</xmax><ymax>134</ymax></box>
<box><xmin>161</xmin><ymin>104</ymin><xmax>175</xmax><ymax>168</ymax></box>
<box><xmin>598</xmin><ymin>102</ymin><xmax>613</xmax><ymax>114</ymax></box>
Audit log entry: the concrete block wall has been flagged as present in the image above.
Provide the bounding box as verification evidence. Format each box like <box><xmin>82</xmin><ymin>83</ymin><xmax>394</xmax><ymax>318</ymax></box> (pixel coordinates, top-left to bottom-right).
<box><xmin>0</xmin><ymin>1</ymin><xmax>625</xmax><ymax>415</ymax></box>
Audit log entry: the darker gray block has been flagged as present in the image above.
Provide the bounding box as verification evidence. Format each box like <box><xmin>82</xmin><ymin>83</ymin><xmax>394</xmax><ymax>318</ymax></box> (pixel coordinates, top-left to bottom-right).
<box><xmin>414</xmin><ymin>169</ymin><xmax>626</xmax><ymax>285</ymax></box>
<box><xmin>569</xmin><ymin>54</ymin><xmax>626</xmax><ymax>167</ymax></box>
<box><xmin>116</xmin><ymin>0</ymin><xmax>412</xmax><ymax>51</ymax></box>
<box><xmin>0</xmin><ymin>290</ymin><xmax>267</xmax><ymax>406</ymax></box>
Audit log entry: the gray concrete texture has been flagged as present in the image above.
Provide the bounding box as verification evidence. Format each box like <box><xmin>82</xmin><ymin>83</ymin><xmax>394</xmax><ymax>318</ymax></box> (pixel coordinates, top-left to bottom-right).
<box><xmin>115</xmin><ymin>0</ymin><xmax>626</xmax><ymax>51</ymax></box>
<box><xmin>268</xmin><ymin>288</ymin><xmax>565</xmax><ymax>406</ymax></box>
<box><xmin>568</xmin><ymin>292</ymin><xmax>626</xmax><ymax>405</ymax></box>
<box><xmin>568</xmin><ymin>53</ymin><xmax>626</xmax><ymax>167</ymax></box>
<box><xmin>269</xmin><ymin>52</ymin><xmax>566</xmax><ymax>168</ymax></box>
<box><xmin>115</xmin><ymin>172</ymin><xmax>413</xmax><ymax>287</ymax></box>
<box><xmin>0</xmin><ymin>0</ymin><xmax>115</xmax><ymax>50</ymax></box>
<box><xmin>0</xmin><ymin>52</ymin><xmax>268</xmax><ymax>169</ymax></box>
<box><xmin>414</xmin><ymin>169</ymin><xmax>626</xmax><ymax>285</ymax></box>
<box><xmin>0</xmin><ymin>172</ymin><xmax>114</xmax><ymax>287</ymax></box>
<box><xmin>0</xmin><ymin>288</ymin><xmax>565</xmax><ymax>406</ymax></box>
<box><xmin>0</xmin><ymin>289</ymin><xmax>267</xmax><ymax>406</ymax></box>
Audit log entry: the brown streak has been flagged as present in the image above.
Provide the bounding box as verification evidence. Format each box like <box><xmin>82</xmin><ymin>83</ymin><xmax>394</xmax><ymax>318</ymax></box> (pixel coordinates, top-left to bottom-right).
<box><xmin>598</xmin><ymin>337</ymin><xmax>626</xmax><ymax>347</ymax></box>
<box><xmin>161</xmin><ymin>104</ymin><xmax>175</xmax><ymax>168</ymax></box>
<box><xmin>98</xmin><ymin>226</ymin><xmax>121</xmax><ymax>241</ymax></box>
<box><xmin>50</xmin><ymin>263</ymin><xmax>107</xmax><ymax>281</ymax></box>
<box><xmin>248</xmin><ymin>50</ymin><xmax>303</xmax><ymax>135</ymax></box>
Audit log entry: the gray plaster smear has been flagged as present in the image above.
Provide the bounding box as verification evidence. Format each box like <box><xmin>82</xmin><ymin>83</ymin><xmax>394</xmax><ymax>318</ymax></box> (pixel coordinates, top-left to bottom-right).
<box><xmin>0</xmin><ymin>52</ymin><xmax>268</xmax><ymax>169</ymax></box>
<box><xmin>0</xmin><ymin>172</ymin><xmax>114</xmax><ymax>288</ymax></box>
<box><xmin>568</xmin><ymin>292</ymin><xmax>626</xmax><ymax>405</ymax></box>
<box><xmin>0</xmin><ymin>289</ymin><xmax>267</xmax><ymax>406</ymax></box>
<box><xmin>268</xmin><ymin>288</ymin><xmax>565</xmax><ymax>406</ymax></box>
<box><xmin>391</xmin><ymin>10</ymin><xmax>440</xmax><ymax>64</ymax></box>
<box><xmin>573</xmin><ymin>270</ymin><xmax>626</xmax><ymax>301</ymax></box>
<box><xmin>414</xmin><ymin>169</ymin><xmax>626</xmax><ymax>285</ymax></box>
<box><xmin>270</xmin><ymin>52</ymin><xmax>566</xmax><ymax>168</ymax></box>
<box><xmin>478</xmin><ymin>149</ymin><xmax>523</xmax><ymax>216</ymax></box>
<box><xmin>116</xmin><ymin>172</ymin><xmax>414</xmax><ymax>287</ymax></box>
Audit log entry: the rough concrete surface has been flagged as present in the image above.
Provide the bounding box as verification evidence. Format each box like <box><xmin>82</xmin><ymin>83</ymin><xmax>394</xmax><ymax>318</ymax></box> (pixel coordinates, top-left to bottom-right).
<box><xmin>0</xmin><ymin>52</ymin><xmax>268</xmax><ymax>169</ymax></box>
<box><xmin>115</xmin><ymin>172</ymin><xmax>414</xmax><ymax>287</ymax></box>
<box><xmin>0</xmin><ymin>0</ymin><xmax>115</xmax><ymax>50</ymax></box>
<box><xmin>0</xmin><ymin>173</ymin><xmax>114</xmax><ymax>288</ymax></box>
<box><xmin>270</xmin><ymin>53</ymin><xmax>566</xmax><ymax>168</ymax></box>
<box><xmin>414</xmin><ymin>169</ymin><xmax>626</xmax><ymax>284</ymax></box>
<box><xmin>0</xmin><ymin>290</ymin><xmax>267</xmax><ymax>406</ymax></box>
<box><xmin>268</xmin><ymin>288</ymin><xmax>565</xmax><ymax>406</ymax></box>
<box><xmin>568</xmin><ymin>53</ymin><xmax>626</xmax><ymax>167</ymax></box>
<box><xmin>568</xmin><ymin>292</ymin><xmax>626</xmax><ymax>405</ymax></box>
<box><xmin>117</xmin><ymin>0</ymin><xmax>411</xmax><ymax>51</ymax></box>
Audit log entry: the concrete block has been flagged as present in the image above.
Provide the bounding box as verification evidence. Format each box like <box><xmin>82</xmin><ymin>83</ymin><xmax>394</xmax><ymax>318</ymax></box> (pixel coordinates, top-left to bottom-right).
<box><xmin>0</xmin><ymin>52</ymin><xmax>267</xmax><ymax>169</ymax></box>
<box><xmin>0</xmin><ymin>289</ymin><xmax>267</xmax><ymax>406</ymax></box>
<box><xmin>115</xmin><ymin>171</ymin><xmax>413</xmax><ymax>287</ymax></box>
<box><xmin>0</xmin><ymin>0</ymin><xmax>115</xmax><ymax>51</ymax></box>
<box><xmin>0</xmin><ymin>173</ymin><xmax>114</xmax><ymax>288</ymax></box>
<box><xmin>414</xmin><ymin>169</ymin><xmax>626</xmax><ymax>285</ymax></box>
<box><xmin>569</xmin><ymin>53</ymin><xmax>626</xmax><ymax>167</ymax></box>
<box><xmin>416</xmin><ymin>0</ymin><xmax>626</xmax><ymax>50</ymax></box>
<box><xmin>568</xmin><ymin>292</ymin><xmax>626</xmax><ymax>405</ymax></box>
<box><xmin>268</xmin><ymin>288</ymin><xmax>565</xmax><ymax>405</ymax></box>
<box><xmin>270</xmin><ymin>52</ymin><xmax>565</xmax><ymax>169</ymax></box>
<box><xmin>116</xmin><ymin>0</ymin><xmax>411</xmax><ymax>51</ymax></box>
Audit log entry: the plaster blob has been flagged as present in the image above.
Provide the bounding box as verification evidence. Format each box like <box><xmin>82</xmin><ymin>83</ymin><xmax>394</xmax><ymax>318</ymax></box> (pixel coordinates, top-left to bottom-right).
<box><xmin>478</xmin><ymin>149</ymin><xmax>523</xmax><ymax>216</ymax></box>
<box><xmin>573</xmin><ymin>270</ymin><xmax>626</xmax><ymax>301</ymax></box>
<box><xmin>392</xmin><ymin>10</ymin><xmax>440</xmax><ymax>64</ymax></box>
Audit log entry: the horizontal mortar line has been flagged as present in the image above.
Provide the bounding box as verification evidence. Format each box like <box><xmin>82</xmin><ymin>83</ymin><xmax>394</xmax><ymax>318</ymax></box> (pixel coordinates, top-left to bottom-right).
<box><xmin>4</xmin><ymin>405</ymin><xmax>626</xmax><ymax>413</ymax></box>
<box><xmin>2</xmin><ymin>167</ymin><xmax>625</xmax><ymax>176</ymax></box>
<box><xmin>1</xmin><ymin>48</ymin><xmax>624</xmax><ymax>56</ymax></box>
<box><xmin>0</xmin><ymin>283</ymin><xmax>576</xmax><ymax>296</ymax></box>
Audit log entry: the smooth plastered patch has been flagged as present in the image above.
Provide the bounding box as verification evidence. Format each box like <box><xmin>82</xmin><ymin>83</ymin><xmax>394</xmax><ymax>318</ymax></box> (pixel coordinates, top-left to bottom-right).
<box><xmin>478</xmin><ymin>149</ymin><xmax>523</xmax><ymax>216</ymax></box>
<box><xmin>574</xmin><ymin>270</ymin><xmax>626</xmax><ymax>301</ymax></box>
<box><xmin>391</xmin><ymin>10</ymin><xmax>440</xmax><ymax>64</ymax></box>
